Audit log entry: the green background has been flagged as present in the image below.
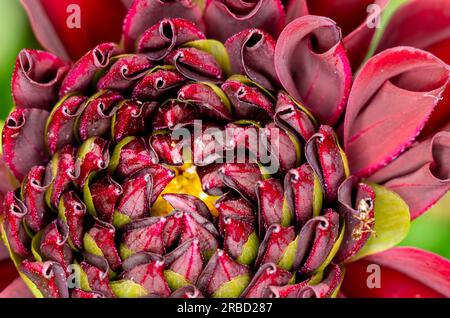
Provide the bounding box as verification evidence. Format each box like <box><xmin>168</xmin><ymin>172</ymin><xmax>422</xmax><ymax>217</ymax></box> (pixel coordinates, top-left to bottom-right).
<box><xmin>0</xmin><ymin>1</ymin><xmax>448</xmax><ymax>258</ymax></box>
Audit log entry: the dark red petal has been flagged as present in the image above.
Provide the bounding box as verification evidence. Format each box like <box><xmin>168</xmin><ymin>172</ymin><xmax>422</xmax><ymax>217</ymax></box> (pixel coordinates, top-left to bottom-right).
<box><xmin>269</xmin><ymin>279</ymin><xmax>309</xmax><ymax>298</ymax></box>
<box><xmin>150</xmin><ymin>133</ymin><xmax>185</xmax><ymax>166</ymax></box>
<box><xmin>222</xmin><ymin>216</ymin><xmax>255</xmax><ymax>260</ymax></box>
<box><xmin>284</xmin><ymin>164</ymin><xmax>320</xmax><ymax>227</ymax></box>
<box><xmin>306</xmin><ymin>126</ymin><xmax>346</xmax><ymax>204</ymax></box>
<box><xmin>241</xmin><ymin>263</ymin><xmax>291</xmax><ymax>298</ymax></box>
<box><xmin>216</xmin><ymin>192</ymin><xmax>255</xmax><ymax>232</ymax></box>
<box><xmin>343</xmin><ymin>247</ymin><xmax>450</xmax><ymax>298</ymax></box>
<box><xmin>133</xmin><ymin>68</ymin><xmax>187</xmax><ymax>102</ymax></box>
<box><xmin>71</xmin><ymin>289</ymin><xmax>104</xmax><ymax>298</ymax></box>
<box><xmin>74</xmin><ymin>137</ymin><xmax>109</xmax><ymax>188</ymax></box>
<box><xmin>44</xmin><ymin>145</ymin><xmax>76</xmax><ymax>209</ymax></box>
<box><xmin>293</xmin><ymin>209</ymin><xmax>340</xmax><ymax>275</ymax></box>
<box><xmin>45</xmin><ymin>95</ymin><xmax>87</xmax><ymax>155</ymax></box>
<box><xmin>204</xmin><ymin>0</ymin><xmax>285</xmax><ymax>42</ymax></box>
<box><xmin>274</xmin><ymin>16</ymin><xmax>352</xmax><ymax>125</ymax></box>
<box><xmin>87</xmin><ymin>220</ymin><xmax>122</xmax><ymax>271</ymax></box>
<box><xmin>297</xmin><ymin>263</ymin><xmax>342</xmax><ymax>298</ymax></box>
<box><xmin>59</xmin><ymin>43</ymin><xmax>123</xmax><ymax>97</ymax></box>
<box><xmin>170</xmin><ymin>285</ymin><xmax>204</xmax><ymax>298</ymax></box>
<box><xmin>40</xmin><ymin>220</ymin><xmax>73</xmax><ymax>270</ymax></box>
<box><xmin>164</xmin><ymin>239</ymin><xmax>204</xmax><ymax>284</ymax></box>
<box><xmin>256</xmin><ymin>225</ymin><xmax>296</xmax><ymax>267</ymax></box>
<box><xmin>222</xmin><ymin>80</ymin><xmax>274</xmax><ymax>123</ymax></box>
<box><xmin>165</xmin><ymin>48</ymin><xmax>225</xmax><ymax>84</ymax></box>
<box><xmin>265</xmin><ymin>122</ymin><xmax>300</xmax><ymax>175</ymax></box>
<box><xmin>163</xmin><ymin>193</ymin><xmax>212</xmax><ymax>221</ymax></box>
<box><xmin>22</xmin><ymin>166</ymin><xmax>51</xmax><ymax>232</ymax></box>
<box><xmin>2</xmin><ymin>108</ymin><xmax>50</xmax><ymax>180</ymax></box>
<box><xmin>12</xmin><ymin>49</ymin><xmax>69</xmax><ymax>110</ymax></box>
<box><xmin>334</xmin><ymin>178</ymin><xmax>375</xmax><ymax>263</ymax></box>
<box><xmin>123</xmin><ymin>0</ymin><xmax>203</xmax><ymax>52</ymax></box>
<box><xmin>77</xmin><ymin>91</ymin><xmax>124</xmax><ymax>142</ymax></box>
<box><xmin>122</xmin><ymin>252</ymin><xmax>170</xmax><ymax>297</ymax></box>
<box><xmin>59</xmin><ymin>191</ymin><xmax>86</xmax><ymax>250</ymax></box>
<box><xmin>0</xmin><ymin>277</ymin><xmax>33</xmax><ymax>298</ymax></box>
<box><xmin>197</xmin><ymin>164</ymin><xmax>228</xmax><ymax>196</ymax></box>
<box><xmin>163</xmin><ymin>211</ymin><xmax>184</xmax><ymax>248</ymax></box>
<box><xmin>344</xmin><ymin>47</ymin><xmax>450</xmax><ymax>178</ymax></box>
<box><xmin>138</xmin><ymin>18</ymin><xmax>206</xmax><ymax>60</ymax></box>
<box><xmin>89</xmin><ymin>176</ymin><xmax>123</xmax><ymax>223</ymax></box>
<box><xmin>274</xmin><ymin>92</ymin><xmax>316</xmax><ymax>143</ymax></box>
<box><xmin>80</xmin><ymin>254</ymin><xmax>114</xmax><ymax>298</ymax></box>
<box><xmin>196</xmin><ymin>250</ymin><xmax>251</xmax><ymax>296</ymax></box>
<box><xmin>121</xmin><ymin>217</ymin><xmax>167</xmax><ymax>255</ymax></box>
<box><xmin>22</xmin><ymin>0</ymin><xmax>127</xmax><ymax>60</ymax></box>
<box><xmin>219</xmin><ymin>163</ymin><xmax>263</xmax><ymax>202</ymax></box>
<box><xmin>145</xmin><ymin>165</ymin><xmax>176</xmax><ymax>204</ymax></box>
<box><xmin>20</xmin><ymin>261</ymin><xmax>69</xmax><ymax>298</ymax></box>
<box><xmin>152</xmin><ymin>100</ymin><xmax>198</xmax><ymax>131</ymax></box>
<box><xmin>112</xmin><ymin>101</ymin><xmax>157</xmax><ymax>142</ymax></box>
<box><xmin>3</xmin><ymin>191</ymin><xmax>31</xmax><ymax>258</ymax></box>
<box><xmin>225</xmin><ymin>29</ymin><xmax>280</xmax><ymax>90</ymax></box>
<box><xmin>256</xmin><ymin>178</ymin><xmax>286</xmax><ymax>233</ymax></box>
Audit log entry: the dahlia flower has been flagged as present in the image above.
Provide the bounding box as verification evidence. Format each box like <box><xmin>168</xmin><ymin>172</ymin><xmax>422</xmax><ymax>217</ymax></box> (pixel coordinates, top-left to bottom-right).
<box><xmin>0</xmin><ymin>0</ymin><xmax>449</xmax><ymax>298</ymax></box>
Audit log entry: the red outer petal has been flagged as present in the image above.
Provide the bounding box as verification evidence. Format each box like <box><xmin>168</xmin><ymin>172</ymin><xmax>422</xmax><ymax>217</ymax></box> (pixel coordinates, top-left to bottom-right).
<box><xmin>343</xmin><ymin>247</ymin><xmax>450</xmax><ymax>298</ymax></box>
<box><xmin>21</xmin><ymin>0</ymin><xmax>128</xmax><ymax>60</ymax></box>
<box><xmin>274</xmin><ymin>16</ymin><xmax>352</xmax><ymax>126</ymax></box>
<box><xmin>344</xmin><ymin>47</ymin><xmax>450</xmax><ymax>178</ymax></box>
<box><xmin>122</xmin><ymin>0</ymin><xmax>204</xmax><ymax>52</ymax></box>
<box><xmin>204</xmin><ymin>0</ymin><xmax>285</xmax><ymax>42</ymax></box>
<box><xmin>0</xmin><ymin>277</ymin><xmax>33</xmax><ymax>298</ymax></box>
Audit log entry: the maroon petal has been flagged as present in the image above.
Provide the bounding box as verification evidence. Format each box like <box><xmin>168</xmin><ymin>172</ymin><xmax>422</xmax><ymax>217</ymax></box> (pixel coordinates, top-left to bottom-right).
<box><xmin>222</xmin><ymin>79</ymin><xmax>274</xmax><ymax>123</ymax></box>
<box><xmin>197</xmin><ymin>164</ymin><xmax>228</xmax><ymax>196</ymax></box>
<box><xmin>44</xmin><ymin>145</ymin><xmax>77</xmax><ymax>209</ymax></box>
<box><xmin>3</xmin><ymin>191</ymin><xmax>31</xmax><ymax>258</ymax></box>
<box><xmin>170</xmin><ymin>285</ymin><xmax>204</xmax><ymax>298</ymax></box>
<box><xmin>80</xmin><ymin>254</ymin><xmax>114</xmax><ymax>298</ymax></box>
<box><xmin>178</xmin><ymin>83</ymin><xmax>233</xmax><ymax>120</ymax></box>
<box><xmin>0</xmin><ymin>277</ymin><xmax>33</xmax><ymax>298</ymax></box>
<box><xmin>152</xmin><ymin>100</ymin><xmax>198</xmax><ymax>131</ymax></box>
<box><xmin>40</xmin><ymin>220</ymin><xmax>73</xmax><ymax>270</ymax></box>
<box><xmin>133</xmin><ymin>68</ymin><xmax>187</xmax><ymax>101</ymax></box>
<box><xmin>306</xmin><ymin>126</ymin><xmax>347</xmax><ymax>204</ymax></box>
<box><xmin>122</xmin><ymin>252</ymin><xmax>171</xmax><ymax>297</ymax></box>
<box><xmin>221</xmin><ymin>215</ymin><xmax>256</xmax><ymax>261</ymax></box>
<box><xmin>121</xmin><ymin>217</ymin><xmax>167</xmax><ymax>256</ymax></box>
<box><xmin>123</xmin><ymin>0</ymin><xmax>203</xmax><ymax>52</ymax></box>
<box><xmin>256</xmin><ymin>224</ymin><xmax>296</xmax><ymax>267</ymax></box>
<box><xmin>59</xmin><ymin>43</ymin><xmax>123</xmax><ymax>97</ymax></box>
<box><xmin>256</xmin><ymin>178</ymin><xmax>287</xmax><ymax>233</ymax></box>
<box><xmin>274</xmin><ymin>92</ymin><xmax>316</xmax><ymax>142</ymax></box>
<box><xmin>219</xmin><ymin>163</ymin><xmax>263</xmax><ymax>202</ymax></box>
<box><xmin>150</xmin><ymin>133</ymin><xmax>185</xmax><ymax>166</ymax></box>
<box><xmin>293</xmin><ymin>209</ymin><xmax>340</xmax><ymax>275</ymax></box>
<box><xmin>147</xmin><ymin>165</ymin><xmax>177</xmax><ymax>204</ymax></box>
<box><xmin>165</xmin><ymin>48</ymin><xmax>225</xmax><ymax>84</ymax></box>
<box><xmin>164</xmin><ymin>239</ymin><xmax>204</xmax><ymax>284</ymax></box>
<box><xmin>204</xmin><ymin>0</ymin><xmax>285</xmax><ymax>42</ymax></box>
<box><xmin>344</xmin><ymin>47</ymin><xmax>450</xmax><ymax>178</ymax></box>
<box><xmin>274</xmin><ymin>15</ymin><xmax>352</xmax><ymax>125</ymax></box>
<box><xmin>12</xmin><ymin>49</ymin><xmax>69</xmax><ymax>110</ymax></box>
<box><xmin>2</xmin><ymin>108</ymin><xmax>50</xmax><ymax>180</ymax></box>
<box><xmin>74</xmin><ymin>137</ymin><xmax>109</xmax><ymax>188</ymax></box>
<box><xmin>163</xmin><ymin>193</ymin><xmax>212</xmax><ymax>221</ymax></box>
<box><xmin>20</xmin><ymin>261</ymin><xmax>68</xmax><ymax>298</ymax></box>
<box><xmin>111</xmin><ymin>137</ymin><xmax>158</xmax><ymax>179</ymax></box>
<box><xmin>180</xmin><ymin>212</ymin><xmax>220</xmax><ymax>260</ymax></box>
<box><xmin>22</xmin><ymin>166</ymin><xmax>51</xmax><ymax>232</ymax></box>
<box><xmin>138</xmin><ymin>18</ymin><xmax>206</xmax><ymax>60</ymax></box>
<box><xmin>225</xmin><ymin>29</ymin><xmax>280</xmax><ymax>90</ymax></box>
<box><xmin>87</xmin><ymin>220</ymin><xmax>122</xmax><ymax>271</ymax></box>
<box><xmin>196</xmin><ymin>250</ymin><xmax>251</xmax><ymax>296</ymax></box>
<box><xmin>163</xmin><ymin>211</ymin><xmax>184</xmax><ymax>248</ymax></box>
<box><xmin>241</xmin><ymin>263</ymin><xmax>291</xmax><ymax>298</ymax></box>
<box><xmin>59</xmin><ymin>191</ymin><xmax>86</xmax><ymax>251</ymax></box>
<box><xmin>216</xmin><ymin>192</ymin><xmax>255</xmax><ymax>231</ymax></box>
<box><xmin>71</xmin><ymin>289</ymin><xmax>104</xmax><ymax>298</ymax></box>
<box><xmin>284</xmin><ymin>164</ymin><xmax>322</xmax><ymax>228</ymax></box>
<box><xmin>297</xmin><ymin>263</ymin><xmax>342</xmax><ymax>298</ymax></box>
<box><xmin>334</xmin><ymin>177</ymin><xmax>375</xmax><ymax>263</ymax></box>
<box><xmin>76</xmin><ymin>91</ymin><xmax>124</xmax><ymax>142</ymax></box>
<box><xmin>45</xmin><ymin>95</ymin><xmax>87</xmax><ymax>155</ymax></box>
<box><xmin>269</xmin><ymin>279</ymin><xmax>309</xmax><ymax>298</ymax></box>
<box><xmin>88</xmin><ymin>176</ymin><xmax>123</xmax><ymax>223</ymax></box>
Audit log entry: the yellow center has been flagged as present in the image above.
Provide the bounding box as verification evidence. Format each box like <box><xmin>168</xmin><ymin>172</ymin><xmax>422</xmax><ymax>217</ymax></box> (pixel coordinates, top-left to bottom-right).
<box><xmin>151</xmin><ymin>162</ymin><xmax>220</xmax><ymax>217</ymax></box>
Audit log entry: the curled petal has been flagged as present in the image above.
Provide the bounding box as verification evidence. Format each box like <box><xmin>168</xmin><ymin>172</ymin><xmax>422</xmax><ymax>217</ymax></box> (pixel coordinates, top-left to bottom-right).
<box><xmin>197</xmin><ymin>164</ymin><xmax>228</xmax><ymax>196</ymax></box>
<box><xmin>216</xmin><ymin>192</ymin><xmax>255</xmax><ymax>230</ymax></box>
<box><xmin>297</xmin><ymin>263</ymin><xmax>343</xmax><ymax>298</ymax></box>
<box><xmin>74</xmin><ymin>137</ymin><xmax>109</xmax><ymax>188</ymax></box>
<box><xmin>20</xmin><ymin>261</ymin><xmax>68</xmax><ymax>298</ymax></box>
<box><xmin>256</xmin><ymin>178</ymin><xmax>288</xmax><ymax>233</ymax></box>
<box><xmin>204</xmin><ymin>0</ymin><xmax>285</xmax><ymax>42</ymax></box>
<box><xmin>241</xmin><ymin>263</ymin><xmax>291</xmax><ymax>298</ymax></box>
<box><xmin>344</xmin><ymin>47</ymin><xmax>450</xmax><ymax>178</ymax></box>
<box><xmin>163</xmin><ymin>193</ymin><xmax>212</xmax><ymax>221</ymax></box>
<box><xmin>274</xmin><ymin>16</ymin><xmax>352</xmax><ymax>125</ymax></box>
<box><xmin>256</xmin><ymin>224</ymin><xmax>296</xmax><ymax>268</ymax></box>
<box><xmin>152</xmin><ymin>100</ymin><xmax>198</xmax><ymax>131</ymax></box>
<box><xmin>221</xmin><ymin>215</ymin><xmax>258</xmax><ymax>264</ymax></box>
<box><xmin>86</xmin><ymin>220</ymin><xmax>122</xmax><ymax>271</ymax></box>
<box><xmin>225</xmin><ymin>29</ymin><xmax>280</xmax><ymax>90</ymax></box>
<box><xmin>334</xmin><ymin>177</ymin><xmax>375</xmax><ymax>263</ymax></box>
<box><xmin>150</xmin><ymin>133</ymin><xmax>185</xmax><ymax>166</ymax></box>
<box><xmin>87</xmin><ymin>176</ymin><xmax>123</xmax><ymax>223</ymax></box>
<box><xmin>2</xmin><ymin>108</ymin><xmax>50</xmax><ymax>180</ymax></box>
<box><xmin>123</xmin><ymin>0</ymin><xmax>203</xmax><ymax>51</ymax></box>
<box><xmin>39</xmin><ymin>220</ymin><xmax>73</xmax><ymax>270</ymax></box>
<box><xmin>80</xmin><ymin>254</ymin><xmax>114</xmax><ymax>298</ymax></box>
<box><xmin>12</xmin><ymin>49</ymin><xmax>69</xmax><ymax>110</ymax></box>
<box><xmin>59</xmin><ymin>191</ymin><xmax>86</xmax><ymax>251</ymax></box>
<box><xmin>71</xmin><ymin>289</ymin><xmax>104</xmax><ymax>298</ymax></box>
<box><xmin>133</xmin><ymin>68</ymin><xmax>187</xmax><ymax>101</ymax></box>
<box><xmin>293</xmin><ymin>210</ymin><xmax>340</xmax><ymax>275</ymax></box>
<box><xmin>220</xmin><ymin>163</ymin><xmax>263</xmax><ymax>202</ymax></box>
<box><xmin>170</xmin><ymin>285</ymin><xmax>204</xmax><ymax>298</ymax></box>
<box><xmin>59</xmin><ymin>43</ymin><xmax>123</xmax><ymax>97</ymax></box>
<box><xmin>138</xmin><ymin>18</ymin><xmax>206</xmax><ymax>60</ymax></box>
